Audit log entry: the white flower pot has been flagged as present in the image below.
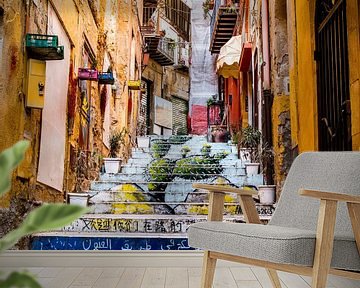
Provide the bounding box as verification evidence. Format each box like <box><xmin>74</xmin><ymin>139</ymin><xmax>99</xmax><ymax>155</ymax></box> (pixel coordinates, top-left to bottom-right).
<box><xmin>137</xmin><ymin>136</ymin><xmax>150</xmax><ymax>148</ymax></box>
<box><xmin>103</xmin><ymin>158</ymin><xmax>122</xmax><ymax>173</ymax></box>
<box><xmin>231</xmin><ymin>145</ymin><xmax>238</xmax><ymax>154</ymax></box>
<box><xmin>245</xmin><ymin>163</ymin><xmax>260</xmax><ymax>175</ymax></box>
<box><xmin>258</xmin><ymin>185</ymin><xmax>276</xmax><ymax>205</ymax></box>
<box><xmin>67</xmin><ymin>193</ymin><xmax>89</xmax><ymax>207</ymax></box>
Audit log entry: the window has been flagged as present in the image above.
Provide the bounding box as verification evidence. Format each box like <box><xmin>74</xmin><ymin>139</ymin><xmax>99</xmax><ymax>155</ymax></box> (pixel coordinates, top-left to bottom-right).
<box><xmin>165</xmin><ymin>0</ymin><xmax>191</xmax><ymax>41</ymax></box>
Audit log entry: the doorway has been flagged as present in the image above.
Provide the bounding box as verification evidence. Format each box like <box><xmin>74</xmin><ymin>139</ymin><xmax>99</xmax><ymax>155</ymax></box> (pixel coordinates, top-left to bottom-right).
<box><xmin>315</xmin><ymin>0</ymin><xmax>352</xmax><ymax>150</ymax></box>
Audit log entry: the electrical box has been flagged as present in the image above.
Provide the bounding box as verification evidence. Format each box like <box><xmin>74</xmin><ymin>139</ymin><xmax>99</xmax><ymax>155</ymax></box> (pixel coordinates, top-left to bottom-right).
<box><xmin>26</xmin><ymin>59</ymin><xmax>46</xmax><ymax>109</ymax></box>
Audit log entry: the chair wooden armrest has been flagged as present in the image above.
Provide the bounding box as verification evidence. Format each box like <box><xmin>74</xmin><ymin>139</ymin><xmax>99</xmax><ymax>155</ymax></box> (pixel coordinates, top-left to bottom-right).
<box><xmin>299</xmin><ymin>188</ymin><xmax>360</xmax><ymax>287</ymax></box>
<box><xmin>299</xmin><ymin>189</ymin><xmax>360</xmax><ymax>204</ymax></box>
<box><xmin>192</xmin><ymin>183</ymin><xmax>257</xmax><ymax>196</ymax></box>
<box><xmin>192</xmin><ymin>183</ymin><xmax>260</xmax><ymax>224</ymax></box>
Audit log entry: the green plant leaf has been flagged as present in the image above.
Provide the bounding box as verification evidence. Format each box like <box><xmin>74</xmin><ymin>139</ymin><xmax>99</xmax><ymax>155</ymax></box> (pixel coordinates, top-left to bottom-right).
<box><xmin>0</xmin><ymin>204</ymin><xmax>88</xmax><ymax>251</ymax></box>
<box><xmin>0</xmin><ymin>271</ymin><xmax>41</xmax><ymax>288</ymax></box>
<box><xmin>0</xmin><ymin>141</ymin><xmax>30</xmax><ymax>196</ymax></box>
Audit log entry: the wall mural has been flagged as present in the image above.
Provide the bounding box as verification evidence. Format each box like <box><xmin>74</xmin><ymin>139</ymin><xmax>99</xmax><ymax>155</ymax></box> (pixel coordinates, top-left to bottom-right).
<box><xmin>32</xmin><ymin>136</ymin><xmax>274</xmax><ymax>250</ymax></box>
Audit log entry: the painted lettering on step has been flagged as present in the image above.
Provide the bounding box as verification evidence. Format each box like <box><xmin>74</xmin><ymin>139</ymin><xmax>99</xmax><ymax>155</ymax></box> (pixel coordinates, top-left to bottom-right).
<box><xmin>31</xmin><ymin>236</ymin><xmax>194</xmax><ymax>251</ymax></box>
<box><xmin>62</xmin><ymin>218</ymin><xmax>198</xmax><ymax>233</ymax></box>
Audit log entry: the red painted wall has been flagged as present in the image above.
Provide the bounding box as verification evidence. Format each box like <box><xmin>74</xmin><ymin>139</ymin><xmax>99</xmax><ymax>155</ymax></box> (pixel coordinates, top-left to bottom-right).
<box><xmin>225</xmin><ymin>78</ymin><xmax>241</xmax><ymax>130</ymax></box>
<box><xmin>191</xmin><ymin>104</ymin><xmax>208</xmax><ymax>135</ymax></box>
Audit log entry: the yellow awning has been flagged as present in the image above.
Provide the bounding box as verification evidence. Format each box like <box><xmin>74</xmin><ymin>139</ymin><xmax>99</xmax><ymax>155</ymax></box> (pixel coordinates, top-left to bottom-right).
<box><xmin>216</xmin><ymin>35</ymin><xmax>242</xmax><ymax>79</ymax></box>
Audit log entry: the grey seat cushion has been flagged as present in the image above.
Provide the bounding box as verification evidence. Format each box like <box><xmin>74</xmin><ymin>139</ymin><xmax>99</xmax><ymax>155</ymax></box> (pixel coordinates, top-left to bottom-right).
<box><xmin>188</xmin><ymin>221</ymin><xmax>360</xmax><ymax>271</ymax></box>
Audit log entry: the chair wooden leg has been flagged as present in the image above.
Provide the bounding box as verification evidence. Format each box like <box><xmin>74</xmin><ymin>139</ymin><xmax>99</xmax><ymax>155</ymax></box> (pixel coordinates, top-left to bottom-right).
<box><xmin>201</xmin><ymin>251</ymin><xmax>217</xmax><ymax>288</ymax></box>
<box><xmin>266</xmin><ymin>269</ymin><xmax>282</xmax><ymax>288</ymax></box>
<box><xmin>312</xmin><ymin>200</ymin><xmax>337</xmax><ymax>288</ymax></box>
<box><xmin>347</xmin><ymin>203</ymin><xmax>360</xmax><ymax>253</ymax></box>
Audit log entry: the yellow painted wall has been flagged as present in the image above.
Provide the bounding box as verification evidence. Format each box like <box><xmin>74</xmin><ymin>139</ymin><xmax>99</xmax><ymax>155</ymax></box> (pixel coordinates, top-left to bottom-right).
<box><xmin>272</xmin><ymin>95</ymin><xmax>291</xmax><ymax>194</ymax></box>
<box><xmin>347</xmin><ymin>0</ymin><xmax>360</xmax><ymax>150</ymax></box>
<box><xmin>293</xmin><ymin>0</ymin><xmax>317</xmax><ymax>152</ymax></box>
<box><xmin>1</xmin><ymin>0</ymin><xmax>144</xmax><ymax>206</ymax></box>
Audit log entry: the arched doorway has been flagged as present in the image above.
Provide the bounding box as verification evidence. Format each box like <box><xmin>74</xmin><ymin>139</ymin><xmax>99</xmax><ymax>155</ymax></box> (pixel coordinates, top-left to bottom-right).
<box><xmin>315</xmin><ymin>0</ymin><xmax>352</xmax><ymax>151</ymax></box>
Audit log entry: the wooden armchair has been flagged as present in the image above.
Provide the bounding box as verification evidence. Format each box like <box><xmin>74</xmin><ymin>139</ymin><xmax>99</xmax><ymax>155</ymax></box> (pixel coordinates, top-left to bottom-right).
<box><xmin>188</xmin><ymin>152</ymin><xmax>360</xmax><ymax>288</ymax></box>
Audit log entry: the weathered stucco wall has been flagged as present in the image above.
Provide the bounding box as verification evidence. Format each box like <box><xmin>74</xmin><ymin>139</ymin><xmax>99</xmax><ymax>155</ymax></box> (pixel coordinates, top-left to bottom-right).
<box><xmin>0</xmin><ymin>1</ymin><xmax>144</xmax><ymax>242</ymax></box>
<box><xmin>269</xmin><ymin>0</ymin><xmax>292</xmax><ymax>191</ymax></box>
<box><xmin>166</xmin><ymin>68</ymin><xmax>190</xmax><ymax>101</ymax></box>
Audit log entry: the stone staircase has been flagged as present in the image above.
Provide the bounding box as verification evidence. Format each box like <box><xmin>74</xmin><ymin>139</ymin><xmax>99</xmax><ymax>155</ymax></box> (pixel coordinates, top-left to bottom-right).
<box><xmin>31</xmin><ymin>135</ymin><xmax>274</xmax><ymax>251</ymax></box>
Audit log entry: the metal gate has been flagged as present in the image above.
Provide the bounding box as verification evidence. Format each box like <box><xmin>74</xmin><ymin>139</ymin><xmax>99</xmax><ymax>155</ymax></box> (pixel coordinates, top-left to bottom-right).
<box><xmin>139</xmin><ymin>80</ymin><xmax>149</xmax><ymax>135</ymax></box>
<box><xmin>172</xmin><ymin>96</ymin><xmax>188</xmax><ymax>135</ymax></box>
<box><xmin>315</xmin><ymin>0</ymin><xmax>352</xmax><ymax>151</ymax></box>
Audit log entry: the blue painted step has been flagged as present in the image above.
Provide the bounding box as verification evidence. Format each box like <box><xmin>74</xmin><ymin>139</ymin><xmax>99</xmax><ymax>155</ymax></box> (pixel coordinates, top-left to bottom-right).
<box><xmin>31</xmin><ymin>233</ymin><xmax>193</xmax><ymax>251</ymax></box>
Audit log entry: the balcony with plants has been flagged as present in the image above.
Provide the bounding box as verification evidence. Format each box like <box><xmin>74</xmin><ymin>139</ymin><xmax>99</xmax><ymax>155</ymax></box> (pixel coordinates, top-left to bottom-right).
<box><xmin>209</xmin><ymin>0</ymin><xmax>239</xmax><ymax>54</ymax></box>
<box><xmin>174</xmin><ymin>42</ymin><xmax>190</xmax><ymax>71</ymax></box>
<box><xmin>142</xmin><ymin>5</ymin><xmax>176</xmax><ymax>66</ymax></box>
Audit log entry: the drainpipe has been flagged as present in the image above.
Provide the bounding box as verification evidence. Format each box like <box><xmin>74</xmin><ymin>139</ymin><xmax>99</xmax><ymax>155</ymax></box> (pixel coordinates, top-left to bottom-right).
<box><xmin>261</xmin><ymin>0</ymin><xmax>274</xmax><ymax>185</ymax></box>
<box><xmin>261</xmin><ymin>0</ymin><xmax>270</xmax><ymax>90</ymax></box>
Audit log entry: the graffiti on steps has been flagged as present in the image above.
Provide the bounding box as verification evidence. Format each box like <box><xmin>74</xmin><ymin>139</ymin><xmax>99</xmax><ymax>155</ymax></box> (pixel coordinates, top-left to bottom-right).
<box><xmin>63</xmin><ymin>203</ymin><xmax>274</xmax><ymax>234</ymax></box>
<box><xmin>31</xmin><ymin>236</ymin><xmax>194</xmax><ymax>251</ymax></box>
<box><xmin>63</xmin><ymin>217</ymin><xmax>196</xmax><ymax>233</ymax></box>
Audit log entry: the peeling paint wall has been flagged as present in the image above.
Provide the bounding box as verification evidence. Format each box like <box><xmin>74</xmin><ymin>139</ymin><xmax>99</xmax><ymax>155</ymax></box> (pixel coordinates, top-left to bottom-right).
<box><xmin>269</xmin><ymin>0</ymin><xmax>292</xmax><ymax>192</ymax></box>
<box><xmin>0</xmin><ymin>0</ymin><xmax>144</xmax><ymax>242</ymax></box>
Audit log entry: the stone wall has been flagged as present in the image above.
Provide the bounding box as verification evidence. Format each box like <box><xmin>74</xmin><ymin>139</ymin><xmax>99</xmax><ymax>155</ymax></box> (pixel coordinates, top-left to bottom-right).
<box><xmin>269</xmin><ymin>0</ymin><xmax>293</xmax><ymax>195</ymax></box>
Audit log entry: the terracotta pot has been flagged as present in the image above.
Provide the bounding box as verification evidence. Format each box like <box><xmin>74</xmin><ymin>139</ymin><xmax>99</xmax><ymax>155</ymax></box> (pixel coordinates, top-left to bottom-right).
<box><xmin>212</xmin><ymin>129</ymin><xmax>228</xmax><ymax>142</ymax></box>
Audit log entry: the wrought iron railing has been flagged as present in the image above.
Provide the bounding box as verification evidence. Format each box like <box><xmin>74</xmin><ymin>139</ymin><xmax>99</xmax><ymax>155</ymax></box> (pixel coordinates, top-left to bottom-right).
<box><xmin>210</xmin><ymin>0</ymin><xmax>223</xmax><ymax>37</ymax></box>
<box><xmin>157</xmin><ymin>38</ymin><xmax>175</xmax><ymax>61</ymax></box>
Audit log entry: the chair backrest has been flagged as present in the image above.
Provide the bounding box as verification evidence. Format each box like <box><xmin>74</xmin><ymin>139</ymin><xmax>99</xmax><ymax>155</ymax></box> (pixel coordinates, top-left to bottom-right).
<box><xmin>270</xmin><ymin>152</ymin><xmax>360</xmax><ymax>238</ymax></box>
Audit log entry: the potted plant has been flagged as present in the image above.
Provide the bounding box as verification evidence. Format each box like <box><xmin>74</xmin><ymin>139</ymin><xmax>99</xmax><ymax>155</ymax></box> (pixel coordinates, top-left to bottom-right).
<box><xmin>211</xmin><ymin>126</ymin><xmax>229</xmax><ymax>143</ymax></box>
<box><xmin>67</xmin><ymin>192</ymin><xmax>90</xmax><ymax>207</ymax></box>
<box><xmin>257</xmin><ymin>141</ymin><xmax>276</xmax><ymax>204</ymax></box>
<box><xmin>201</xmin><ymin>143</ymin><xmax>212</xmax><ymax>157</ymax></box>
<box><xmin>202</xmin><ymin>0</ymin><xmax>214</xmax><ymax>19</ymax></box>
<box><xmin>136</xmin><ymin>121</ymin><xmax>150</xmax><ymax>149</ymax></box>
<box><xmin>181</xmin><ymin>145</ymin><xmax>191</xmax><ymax>158</ymax></box>
<box><xmin>239</xmin><ymin>126</ymin><xmax>261</xmax><ymax>175</ymax></box>
<box><xmin>230</xmin><ymin>130</ymin><xmax>240</xmax><ymax>155</ymax></box>
<box><xmin>103</xmin><ymin>127</ymin><xmax>127</xmax><ymax>173</ymax></box>
<box><xmin>258</xmin><ymin>184</ymin><xmax>276</xmax><ymax>205</ymax></box>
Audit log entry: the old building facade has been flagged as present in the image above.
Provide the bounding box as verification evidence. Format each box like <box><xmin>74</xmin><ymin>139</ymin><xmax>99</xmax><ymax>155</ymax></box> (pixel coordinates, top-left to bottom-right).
<box><xmin>209</xmin><ymin>0</ymin><xmax>359</xmax><ymax>195</ymax></box>
<box><xmin>0</xmin><ymin>0</ymin><xmax>144</xmax><ymax>211</ymax></box>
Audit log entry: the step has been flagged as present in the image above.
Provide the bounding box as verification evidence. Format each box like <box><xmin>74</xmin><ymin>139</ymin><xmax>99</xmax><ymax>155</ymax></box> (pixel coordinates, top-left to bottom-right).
<box><xmin>31</xmin><ymin>232</ymin><xmax>192</xmax><ymax>251</ymax></box>
<box><xmin>91</xmin><ymin>174</ymin><xmax>263</xmax><ymax>191</ymax></box>
<box><xmin>123</xmin><ymin>160</ymin><xmax>244</xmax><ymax>169</ymax></box>
<box><xmin>88</xmin><ymin>201</ymin><xmax>274</xmax><ymax>216</ymax></box>
<box><xmin>58</xmin><ymin>213</ymin><xmax>273</xmax><ymax>234</ymax></box>
<box><xmin>88</xmin><ymin>187</ymin><xmax>248</xmax><ymax>205</ymax></box>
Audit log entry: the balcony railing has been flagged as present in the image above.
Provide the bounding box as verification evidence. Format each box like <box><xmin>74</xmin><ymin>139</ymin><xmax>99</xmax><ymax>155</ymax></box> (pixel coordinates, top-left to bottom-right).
<box><xmin>173</xmin><ymin>43</ymin><xmax>190</xmax><ymax>70</ymax></box>
<box><xmin>144</xmin><ymin>36</ymin><xmax>175</xmax><ymax>66</ymax></box>
<box><xmin>210</xmin><ymin>0</ymin><xmax>239</xmax><ymax>54</ymax></box>
<box><xmin>210</xmin><ymin>0</ymin><xmax>222</xmax><ymax>38</ymax></box>
<box><xmin>158</xmin><ymin>38</ymin><xmax>175</xmax><ymax>61</ymax></box>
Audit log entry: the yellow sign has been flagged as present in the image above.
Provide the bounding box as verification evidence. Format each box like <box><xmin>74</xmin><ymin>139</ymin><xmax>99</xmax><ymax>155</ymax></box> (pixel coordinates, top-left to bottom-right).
<box><xmin>128</xmin><ymin>80</ymin><xmax>141</xmax><ymax>90</ymax></box>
